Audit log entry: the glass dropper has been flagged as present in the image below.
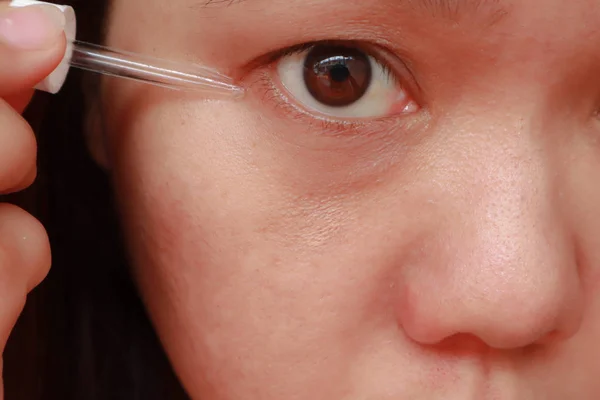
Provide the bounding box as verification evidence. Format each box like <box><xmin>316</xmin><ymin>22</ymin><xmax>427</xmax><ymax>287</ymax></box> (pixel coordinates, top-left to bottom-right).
<box><xmin>68</xmin><ymin>40</ymin><xmax>245</xmax><ymax>99</ymax></box>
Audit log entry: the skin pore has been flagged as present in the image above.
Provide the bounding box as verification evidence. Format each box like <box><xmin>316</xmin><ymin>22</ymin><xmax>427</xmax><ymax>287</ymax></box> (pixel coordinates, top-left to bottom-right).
<box><xmin>90</xmin><ymin>0</ymin><xmax>600</xmax><ymax>398</ymax></box>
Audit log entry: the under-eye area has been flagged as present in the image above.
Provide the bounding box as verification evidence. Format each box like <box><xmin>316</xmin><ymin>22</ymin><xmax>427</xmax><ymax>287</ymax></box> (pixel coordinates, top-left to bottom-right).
<box><xmin>4</xmin><ymin>0</ymin><xmax>600</xmax><ymax>400</ymax></box>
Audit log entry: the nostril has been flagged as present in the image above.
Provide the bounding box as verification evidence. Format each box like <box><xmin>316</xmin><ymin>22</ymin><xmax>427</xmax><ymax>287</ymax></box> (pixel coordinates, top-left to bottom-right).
<box><xmin>398</xmin><ymin>279</ymin><xmax>582</xmax><ymax>350</ymax></box>
<box><xmin>429</xmin><ymin>334</ymin><xmax>492</xmax><ymax>356</ymax></box>
<box><xmin>534</xmin><ymin>330</ymin><xmax>560</xmax><ymax>346</ymax></box>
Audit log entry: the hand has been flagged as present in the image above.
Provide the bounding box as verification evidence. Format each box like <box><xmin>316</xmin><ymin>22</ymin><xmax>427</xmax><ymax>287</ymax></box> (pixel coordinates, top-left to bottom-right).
<box><xmin>0</xmin><ymin>3</ymin><xmax>66</xmax><ymax>398</ymax></box>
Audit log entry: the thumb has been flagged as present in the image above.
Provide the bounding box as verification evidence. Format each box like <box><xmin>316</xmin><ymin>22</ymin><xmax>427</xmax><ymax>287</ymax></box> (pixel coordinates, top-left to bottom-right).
<box><xmin>0</xmin><ymin>3</ymin><xmax>66</xmax><ymax>96</ymax></box>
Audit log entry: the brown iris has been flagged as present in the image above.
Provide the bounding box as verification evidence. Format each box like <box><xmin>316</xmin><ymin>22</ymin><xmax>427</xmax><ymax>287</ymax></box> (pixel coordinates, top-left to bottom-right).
<box><xmin>303</xmin><ymin>45</ymin><xmax>372</xmax><ymax>107</ymax></box>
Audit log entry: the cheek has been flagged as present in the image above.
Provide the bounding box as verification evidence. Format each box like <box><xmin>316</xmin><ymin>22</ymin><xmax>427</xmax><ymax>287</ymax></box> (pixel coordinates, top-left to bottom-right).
<box><xmin>103</xmin><ymin>92</ymin><xmax>418</xmax><ymax>396</ymax></box>
<box><xmin>100</xmin><ymin>82</ymin><xmax>600</xmax><ymax>398</ymax></box>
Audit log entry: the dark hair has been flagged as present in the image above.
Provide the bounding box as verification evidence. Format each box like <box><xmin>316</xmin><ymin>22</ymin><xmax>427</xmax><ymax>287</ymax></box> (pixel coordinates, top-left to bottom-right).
<box><xmin>1</xmin><ymin>1</ymin><xmax>189</xmax><ymax>398</ymax></box>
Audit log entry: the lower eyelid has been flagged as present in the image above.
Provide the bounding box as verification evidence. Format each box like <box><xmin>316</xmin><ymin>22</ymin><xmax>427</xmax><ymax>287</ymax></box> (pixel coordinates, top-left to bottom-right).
<box><xmin>273</xmin><ymin>73</ymin><xmax>417</xmax><ymax>124</ymax></box>
<box><xmin>260</xmin><ymin>71</ymin><xmax>351</xmax><ymax>130</ymax></box>
<box><xmin>249</xmin><ymin>68</ymin><xmax>419</xmax><ymax>139</ymax></box>
<box><xmin>253</xmin><ymin>71</ymin><xmax>318</xmax><ymax>123</ymax></box>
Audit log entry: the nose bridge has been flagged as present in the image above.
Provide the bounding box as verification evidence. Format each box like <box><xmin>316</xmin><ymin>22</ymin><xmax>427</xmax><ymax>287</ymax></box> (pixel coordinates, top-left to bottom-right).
<box><xmin>399</xmin><ymin>108</ymin><xmax>583</xmax><ymax>349</ymax></box>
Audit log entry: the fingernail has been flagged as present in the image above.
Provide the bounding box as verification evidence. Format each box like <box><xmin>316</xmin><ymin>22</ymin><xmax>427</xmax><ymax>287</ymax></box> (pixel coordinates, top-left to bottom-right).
<box><xmin>0</xmin><ymin>5</ymin><xmax>65</xmax><ymax>50</ymax></box>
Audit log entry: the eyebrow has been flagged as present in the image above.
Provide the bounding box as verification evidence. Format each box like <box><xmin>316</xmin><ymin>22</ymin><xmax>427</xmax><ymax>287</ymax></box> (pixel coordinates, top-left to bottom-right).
<box><xmin>201</xmin><ymin>0</ymin><xmax>246</xmax><ymax>6</ymax></box>
<box><xmin>199</xmin><ymin>0</ymin><xmax>510</xmax><ymax>25</ymax></box>
<box><xmin>408</xmin><ymin>0</ymin><xmax>510</xmax><ymax>23</ymax></box>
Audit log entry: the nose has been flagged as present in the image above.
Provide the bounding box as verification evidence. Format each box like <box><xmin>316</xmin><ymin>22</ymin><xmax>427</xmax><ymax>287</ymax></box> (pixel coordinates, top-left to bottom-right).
<box><xmin>397</xmin><ymin>114</ymin><xmax>584</xmax><ymax>350</ymax></box>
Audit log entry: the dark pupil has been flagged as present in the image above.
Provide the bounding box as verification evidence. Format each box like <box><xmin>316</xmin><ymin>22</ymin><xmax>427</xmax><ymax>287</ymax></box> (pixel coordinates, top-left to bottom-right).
<box><xmin>303</xmin><ymin>45</ymin><xmax>372</xmax><ymax>107</ymax></box>
<box><xmin>330</xmin><ymin>65</ymin><xmax>350</xmax><ymax>82</ymax></box>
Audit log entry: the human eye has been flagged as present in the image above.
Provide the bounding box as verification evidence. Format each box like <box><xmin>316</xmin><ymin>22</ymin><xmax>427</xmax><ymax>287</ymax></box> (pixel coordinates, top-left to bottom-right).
<box><xmin>273</xmin><ymin>41</ymin><xmax>419</xmax><ymax>121</ymax></box>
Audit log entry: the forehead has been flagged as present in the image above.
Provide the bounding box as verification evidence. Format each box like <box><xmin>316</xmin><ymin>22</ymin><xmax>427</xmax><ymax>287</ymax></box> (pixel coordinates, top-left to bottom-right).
<box><xmin>107</xmin><ymin>0</ymin><xmax>599</xmax><ymax>35</ymax></box>
<box><xmin>104</xmin><ymin>0</ymin><xmax>600</xmax><ymax>73</ymax></box>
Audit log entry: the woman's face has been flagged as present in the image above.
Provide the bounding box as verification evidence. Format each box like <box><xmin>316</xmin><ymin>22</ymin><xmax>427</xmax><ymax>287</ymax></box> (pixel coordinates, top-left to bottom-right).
<box><xmin>96</xmin><ymin>0</ymin><xmax>600</xmax><ymax>398</ymax></box>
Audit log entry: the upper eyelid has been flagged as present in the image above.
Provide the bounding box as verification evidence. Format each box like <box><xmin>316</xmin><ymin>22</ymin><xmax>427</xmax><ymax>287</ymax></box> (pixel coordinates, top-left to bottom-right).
<box><xmin>266</xmin><ymin>40</ymin><xmax>395</xmax><ymax>67</ymax></box>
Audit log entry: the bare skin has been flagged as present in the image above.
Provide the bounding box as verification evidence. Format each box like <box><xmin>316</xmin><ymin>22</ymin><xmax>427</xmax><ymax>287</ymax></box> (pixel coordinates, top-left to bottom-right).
<box><xmin>3</xmin><ymin>0</ymin><xmax>600</xmax><ymax>399</ymax></box>
<box><xmin>97</xmin><ymin>0</ymin><xmax>600</xmax><ymax>398</ymax></box>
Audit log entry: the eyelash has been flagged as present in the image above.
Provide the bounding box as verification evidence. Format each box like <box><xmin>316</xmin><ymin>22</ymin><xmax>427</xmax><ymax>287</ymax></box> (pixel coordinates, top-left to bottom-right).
<box><xmin>272</xmin><ymin>41</ymin><xmax>396</xmax><ymax>80</ymax></box>
<box><xmin>251</xmin><ymin>40</ymin><xmax>418</xmax><ymax>135</ymax></box>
